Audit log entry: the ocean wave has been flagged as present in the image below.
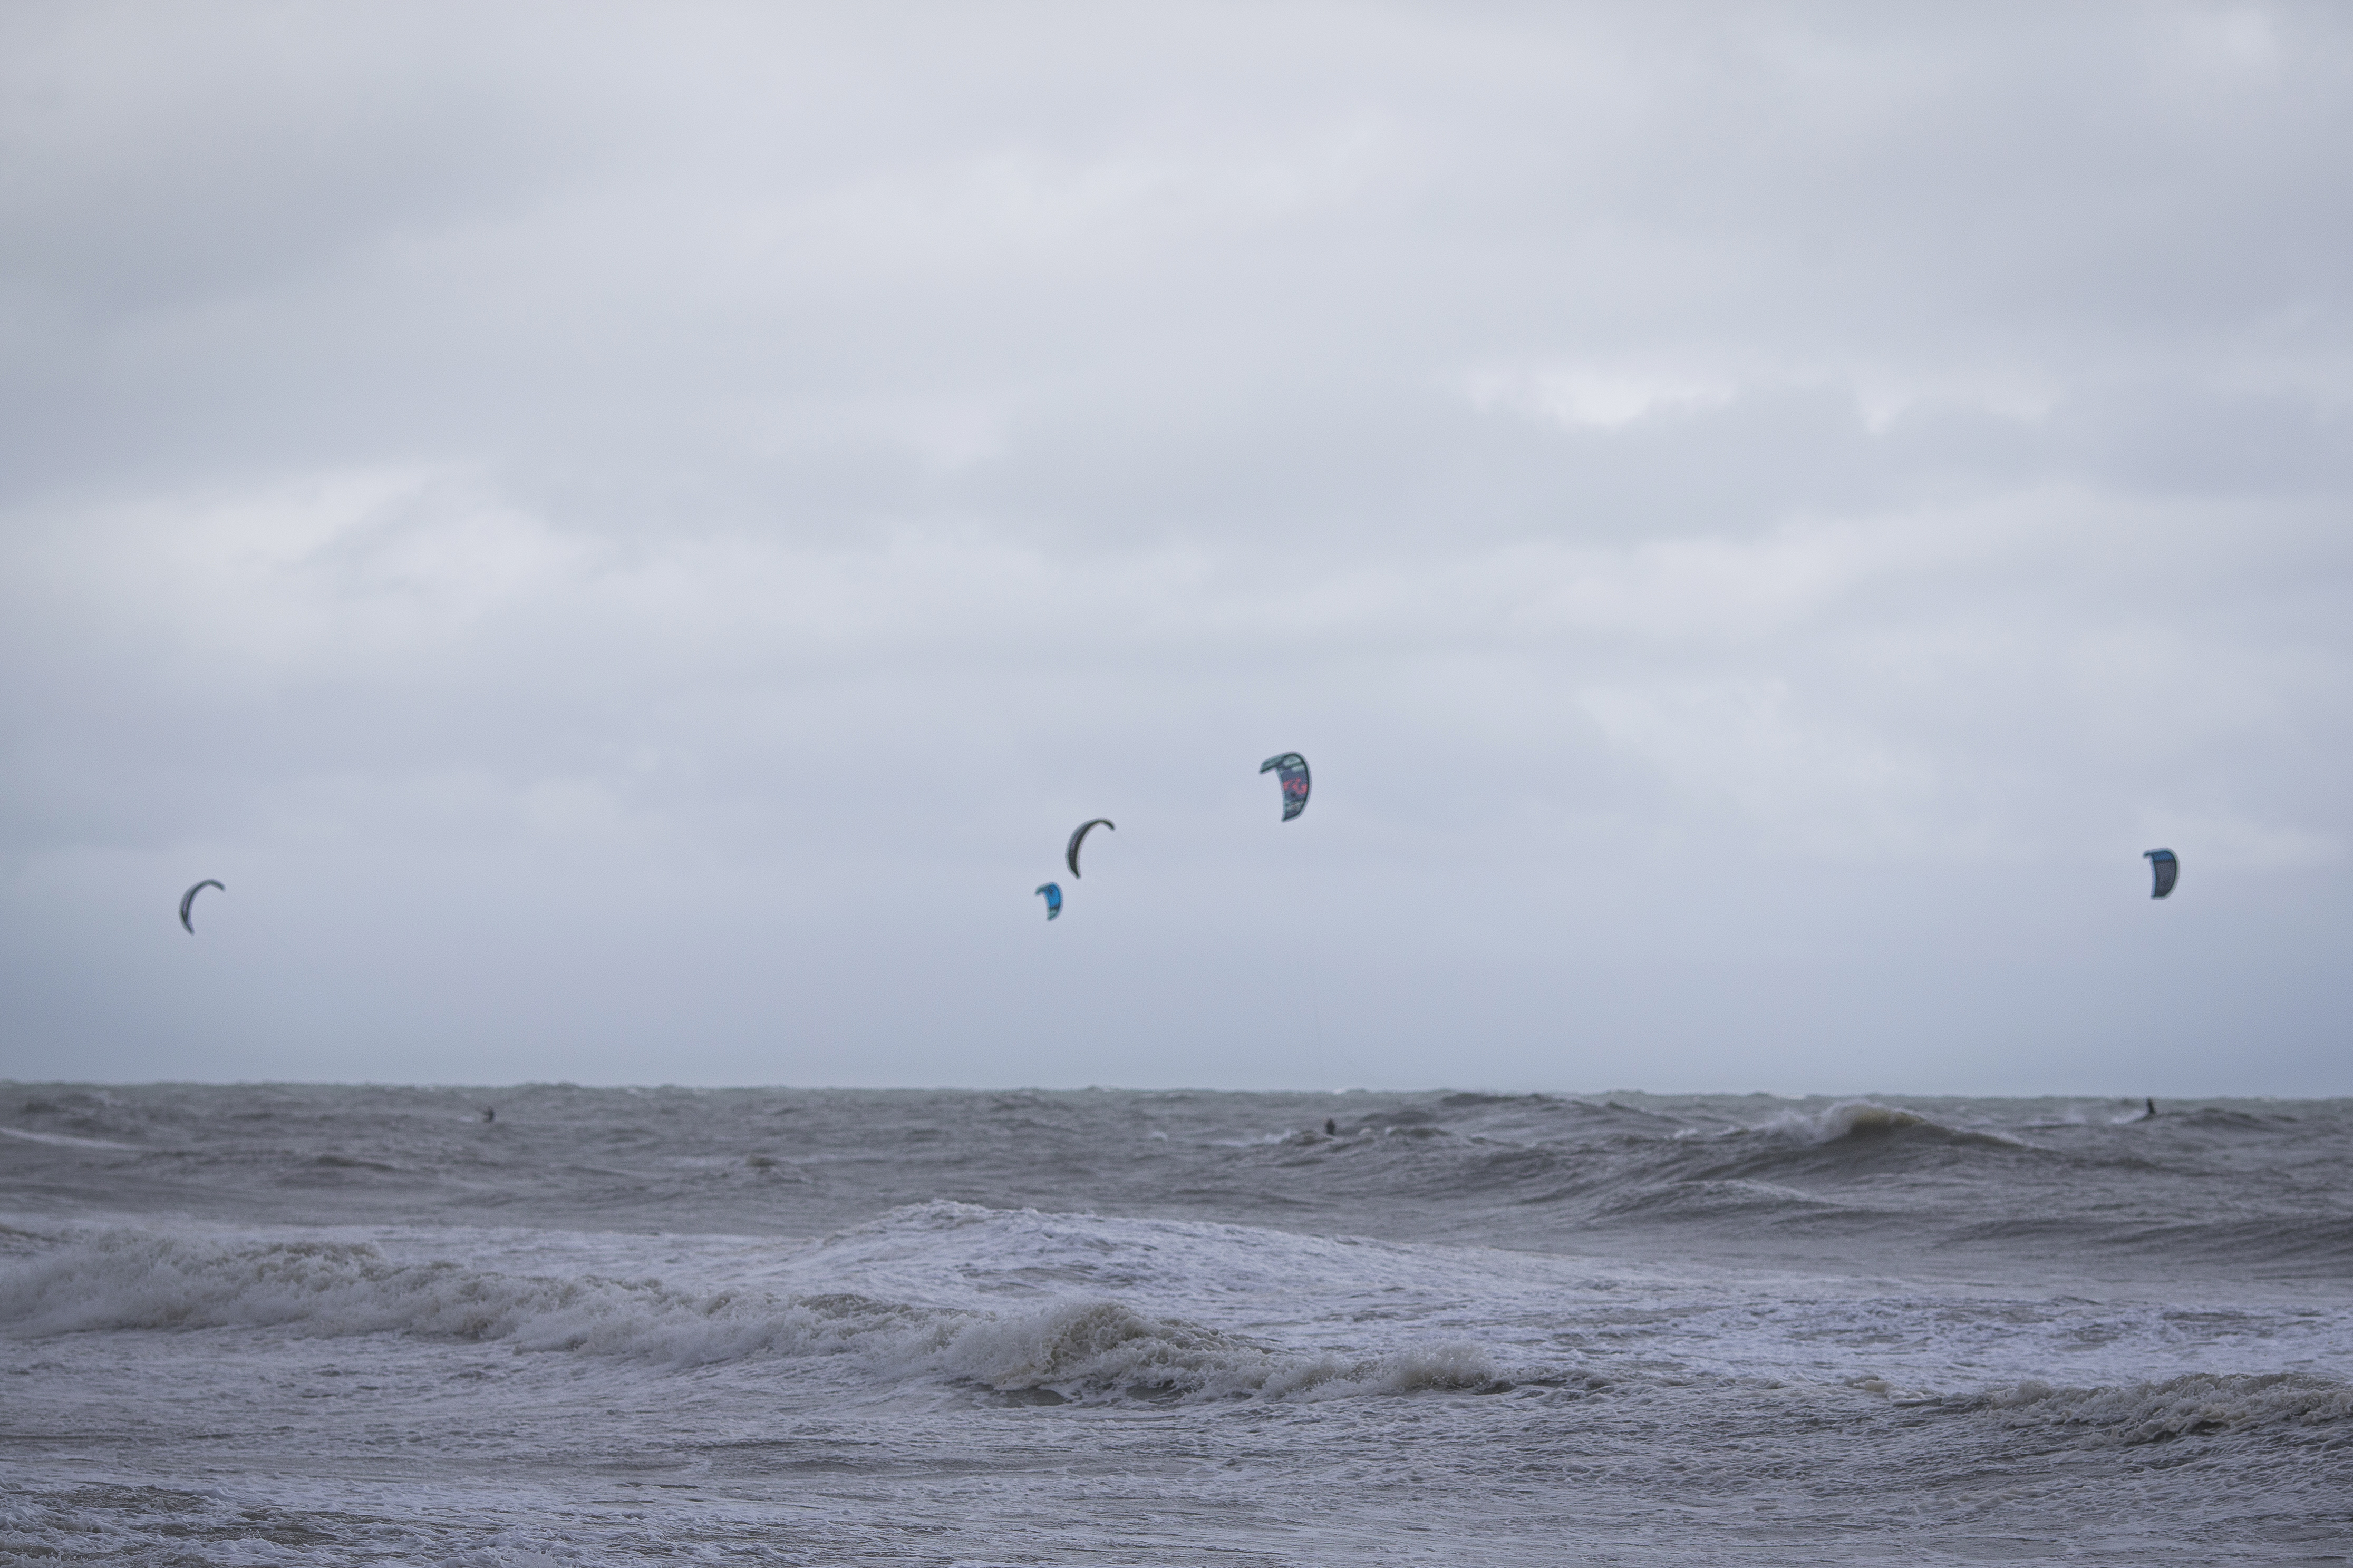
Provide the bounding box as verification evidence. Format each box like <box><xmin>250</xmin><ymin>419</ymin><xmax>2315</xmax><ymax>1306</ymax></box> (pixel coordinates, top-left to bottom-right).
<box><xmin>1979</xmin><ymin>1372</ymin><xmax>2353</xmax><ymax>1443</ymax></box>
<box><xmin>1748</xmin><ymin>1100</ymin><xmax>2025</xmax><ymax>1150</ymax></box>
<box><xmin>0</xmin><ymin>1230</ymin><xmax>903</xmax><ymax>1363</ymax></box>
<box><xmin>2168</xmin><ymin>1106</ymin><xmax>2311</xmax><ymax>1137</ymax></box>
<box><xmin>0</xmin><ymin>1126</ymin><xmax>142</xmax><ymax>1152</ymax></box>
<box><xmin>923</xmin><ymin>1297</ymin><xmax>1498</xmax><ymax>1402</ymax></box>
<box><xmin>1559</xmin><ymin>1100</ymin><xmax>2047</xmax><ymax>1208</ymax></box>
<box><xmin>1585</xmin><ymin>1176</ymin><xmax>1856</xmax><ymax>1227</ymax></box>
<box><xmin>304</xmin><ymin>1153</ymin><xmax>408</xmax><ymax>1173</ymax></box>
<box><xmin>0</xmin><ymin>1225</ymin><xmax>1502</xmax><ymax>1406</ymax></box>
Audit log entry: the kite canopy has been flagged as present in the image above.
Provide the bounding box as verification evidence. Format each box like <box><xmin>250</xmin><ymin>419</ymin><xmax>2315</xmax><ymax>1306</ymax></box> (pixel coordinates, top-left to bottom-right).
<box><xmin>1035</xmin><ymin>882</ymin><xmax>1062</xmax><ymax>921</ymax></box>
<box><xmin>1066</xmin><ymin>819</ymin><xmax>1114</xmax><ymax>877</ymax></box>
<box><xmin>1258</xmin><ymin>753</ymin><xmax>1310</xmax><ymax>821</ymax></box>
<box><xmin>179</xmin><ymin>879</ymin><xmax>225</xmax><ymax>933</ymax></box>
<box><xmin>2144</xmin><ymin>849</ymin><xmax>2178</xmax><ymax>899</ymax></box>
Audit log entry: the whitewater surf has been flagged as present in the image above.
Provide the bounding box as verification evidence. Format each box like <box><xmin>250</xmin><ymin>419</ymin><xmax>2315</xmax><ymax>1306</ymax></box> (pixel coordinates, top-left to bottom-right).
<box><xmin>3</xmin><ymin>1086</ymin><xmax>2347</xmax><ymax>1563</ymax></box>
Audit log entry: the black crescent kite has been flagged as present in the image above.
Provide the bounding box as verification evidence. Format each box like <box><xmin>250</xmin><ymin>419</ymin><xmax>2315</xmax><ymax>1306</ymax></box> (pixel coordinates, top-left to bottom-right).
<box><xmin>1258</xmin><ymin>753</ymin><xmax>1309</xmax><ymax>821</ymax></box>
<box><xmin>2144</xmin><ymin>849</ymin><xmax>2178</xmax><ymax>899</ymax></box>
<box><xmin>1066</xmin><ymin>819</ymin><xmax>1114</xmax><ymax>878</ymax></box>
<box><xmin>179</xmin><ymin>879</ymin><xmax>225</xmax><ymax>933</ymax></box>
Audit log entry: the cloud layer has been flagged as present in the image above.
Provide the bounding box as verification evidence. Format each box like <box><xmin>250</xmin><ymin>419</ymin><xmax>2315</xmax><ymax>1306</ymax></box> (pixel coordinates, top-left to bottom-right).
<box><xmin>3</xmin><ymin>2</ymin><xmax>2348</xmax><ymax>1090</ymax></box>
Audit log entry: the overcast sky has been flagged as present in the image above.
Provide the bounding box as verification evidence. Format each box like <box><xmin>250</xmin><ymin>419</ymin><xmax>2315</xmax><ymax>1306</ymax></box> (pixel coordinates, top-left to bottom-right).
<box><xmin>3</xmin><ymin>2</ymin><xmax>2347</xmax><ymax>1093</ymax></box>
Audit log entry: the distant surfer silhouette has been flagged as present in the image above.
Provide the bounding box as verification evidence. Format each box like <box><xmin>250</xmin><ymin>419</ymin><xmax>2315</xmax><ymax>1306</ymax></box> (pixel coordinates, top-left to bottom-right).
<box><xmin>2145</xmin><ymin>1098</ymin><xmax>2156</xmax><ymax>1119</ymax></box>
<box><xmin>482</xmin><ymin>1107</ymin><xmax>496</xmax><ymax>1123</ymax></box>
<box><xmin>1324</xmin><ymin>1118</ymin><xmax>1337</xmax><ymax>1136</ymax></box>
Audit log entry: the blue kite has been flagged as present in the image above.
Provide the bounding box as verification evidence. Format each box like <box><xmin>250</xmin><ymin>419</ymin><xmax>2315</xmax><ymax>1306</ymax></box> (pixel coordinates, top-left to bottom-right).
<box><xmin>1259</xmin><ymin>753</ymin><xmax>1310</xmax><ymax>821</ymax></box>
<box><xmin>1066</xmin><ymin>820</ymin><xmax>1113</xmax><ymax>877</ymax></box>
<box><xmin>179</xmin><ymin>879</ymin><xmax>225</xmax><ymax>933</ymax></box>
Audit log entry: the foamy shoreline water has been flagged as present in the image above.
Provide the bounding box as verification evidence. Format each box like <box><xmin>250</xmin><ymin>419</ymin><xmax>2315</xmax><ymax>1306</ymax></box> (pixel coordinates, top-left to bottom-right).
<box><xmin>4</xmin><ymin>1086</ymin><xmax>2349</xmax><ymax>1563</ymax></box>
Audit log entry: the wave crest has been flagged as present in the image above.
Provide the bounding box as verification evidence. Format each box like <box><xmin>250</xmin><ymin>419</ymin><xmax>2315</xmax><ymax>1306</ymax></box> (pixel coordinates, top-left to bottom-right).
<box><xmin>0</xmin><ymin>1230</ymin><xmax>936</xmax><ymax>1365</ymax></box>
<box><xmin>0</xmin><ymin>1226</ymin><xmax>1500</xmax><ymax>1406</ymax></box>
<box><xmin>1750</xmin><ymin>1099</ymin><xmax>2021</xmax><ymax>1150</ymax></box>
<box><xmin>1981</xmin><ymin>1372</ymin><xmax>2353</xmax><ymax>1443</ymax></box>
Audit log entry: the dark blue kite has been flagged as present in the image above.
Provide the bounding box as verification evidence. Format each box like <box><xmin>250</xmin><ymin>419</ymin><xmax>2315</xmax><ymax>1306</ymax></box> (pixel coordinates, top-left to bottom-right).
<box><xmin>1035</xmin><ymin>882</ymin><xmax>1062</xmax><ymax>921</ymax></box>
<box><xmin>1259</xmin><ymin>753</ymin><xmax>1309</xmax><ymax>821</ymax></box>
<box><xmin>179</xmin><ymin>879</ymin><xmax>224</xmax><ymax>933</ymax></box>
<box><xmin>2144</xmin><ymin>849</ymin><xmax>2178</xmax><ymax>899</ymax></box>
<box><xmin>1066</xmin><ymin>819</ymin><xmax>1113</xmax><ymax>877</ymax></box>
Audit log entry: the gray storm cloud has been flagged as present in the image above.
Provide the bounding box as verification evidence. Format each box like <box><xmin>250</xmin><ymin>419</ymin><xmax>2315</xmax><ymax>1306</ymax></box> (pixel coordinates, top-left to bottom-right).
<box><xmin>1</xmin><ymin>2</ymin><xmax>2346</xmax><ymax>1091</ymax></box>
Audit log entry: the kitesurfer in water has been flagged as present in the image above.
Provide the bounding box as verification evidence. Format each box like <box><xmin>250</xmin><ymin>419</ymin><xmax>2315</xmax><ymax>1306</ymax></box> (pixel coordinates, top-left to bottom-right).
<box><xmin>1325</xmin><ymin>1118</ymin><xmax>1337</xmax><ymax>1136</ymax></box>
<box><xmin>2145</xmin><ymin>1097</ymin><xmax>2156</xmax><ymax>1119</ymax></box>
<box><xmin>482</xmin><ymin>1107</ymin><xmax>496</xmax><ymax>1123</ymax></box>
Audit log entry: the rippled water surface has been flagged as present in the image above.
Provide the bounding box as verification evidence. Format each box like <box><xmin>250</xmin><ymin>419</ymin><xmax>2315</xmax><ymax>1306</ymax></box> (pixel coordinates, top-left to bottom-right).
<box><xmin>4</xmin><ymin>1085</ymin><xmax>2349</xmax><ymax>1563</ymax></box>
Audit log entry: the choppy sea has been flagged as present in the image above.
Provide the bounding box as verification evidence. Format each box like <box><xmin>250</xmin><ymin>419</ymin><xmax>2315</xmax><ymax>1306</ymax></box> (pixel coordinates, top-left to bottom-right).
<box><xmin>2</xmin><ymin>1085</ymin><xmax>2348</xmax><ymax>1564</ymax></box>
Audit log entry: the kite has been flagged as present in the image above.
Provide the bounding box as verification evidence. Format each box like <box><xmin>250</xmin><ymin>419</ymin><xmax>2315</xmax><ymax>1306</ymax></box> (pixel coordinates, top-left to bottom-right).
<box><xmin>1258</xmin><ymin>753</ymin><xmax>1310</xmax><ymax>821</ymax></box>
<box><xmin>179</xmin><ymin>880</ymin><xmax>225</xmax><ymax>933</ymax></box>
<box><xmin>1066</xmin><ymin>819</ymin><xmax>1114</xmax><ymax>877</ymax></box>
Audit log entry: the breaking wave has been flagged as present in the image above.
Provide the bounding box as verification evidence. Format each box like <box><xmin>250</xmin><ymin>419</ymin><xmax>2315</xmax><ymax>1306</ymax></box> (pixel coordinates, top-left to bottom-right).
<box><xmin>925</xmin><ymin>1297</ymin><xmax>1498</xmax><ymax>1402</ymax></box>
<box><xmin>0</xmin><ymin>1224</ymin><xmax>1498</xmax><ymax>1406</ymax></box>
<box><xmin>1979</xmin><ymin>1372</ymin><xmax>2353</xmax><ymax>1443</ymax></box>
<box><xmin>1748</xmin><ymin>1099</ymin><xmax>2025</xmax><ymax>1150</ymax></box>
